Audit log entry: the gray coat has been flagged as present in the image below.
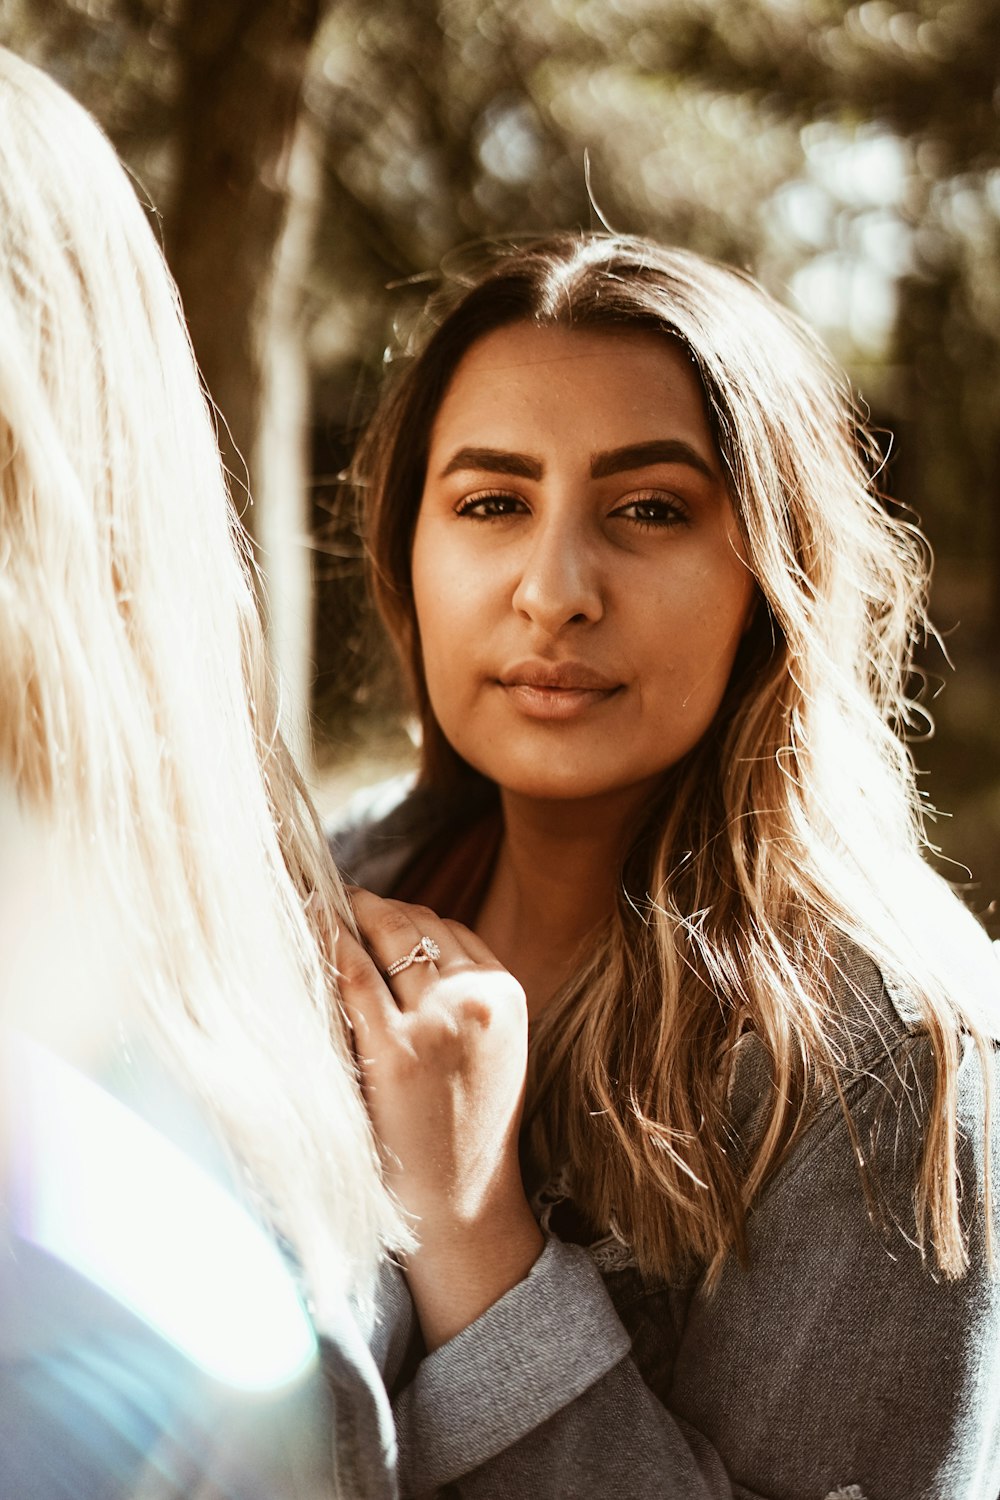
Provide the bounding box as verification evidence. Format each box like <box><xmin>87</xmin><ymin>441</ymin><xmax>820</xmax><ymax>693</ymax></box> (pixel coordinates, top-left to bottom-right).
<box><xmin>333</xmin><ymin>777</ymin><xmax>1000</xmax><ymax>1500</ymax></box>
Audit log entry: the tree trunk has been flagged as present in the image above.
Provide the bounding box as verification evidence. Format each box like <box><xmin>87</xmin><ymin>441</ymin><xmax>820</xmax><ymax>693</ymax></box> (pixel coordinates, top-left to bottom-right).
<box><xmin>166</xmin><ymin>0</ymin><xmax>324</xmax><ymax>757</ymax></box>
<box><xmin>991</xmin><ymin>432</ymin><xmax>1000</xmax><ymax>650</ymax></box>
<box><xmin>254</xmin><ymin>115</ymin><xmax>323</xmax><ymax>766</ymax></box>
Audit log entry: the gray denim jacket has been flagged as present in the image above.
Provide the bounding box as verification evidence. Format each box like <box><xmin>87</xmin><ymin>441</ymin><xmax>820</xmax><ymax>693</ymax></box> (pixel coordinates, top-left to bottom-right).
<box><xmin>333</xmin><ymin>778</ymin><xmax>1000</xmax><ymax>1500</ymax></box>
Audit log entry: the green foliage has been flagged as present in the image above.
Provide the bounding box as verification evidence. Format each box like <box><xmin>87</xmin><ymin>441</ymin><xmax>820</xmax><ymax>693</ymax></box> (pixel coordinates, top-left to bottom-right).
<box><xmin>0</xmin><ymin>0</ymin><xmax>178</xmax><ymax>202</ymax></box>
<box><xmin>3</xmin><ymin>0</ymin><xmax>998</xmax><ymax>922</ymax></box>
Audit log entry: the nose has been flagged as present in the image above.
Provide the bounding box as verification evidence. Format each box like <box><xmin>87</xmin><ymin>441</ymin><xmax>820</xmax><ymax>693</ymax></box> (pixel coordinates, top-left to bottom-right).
<box><xmin>510</xmin><ymin>515</ymin><xmax>604</xmax><ymax>633</ymax></box>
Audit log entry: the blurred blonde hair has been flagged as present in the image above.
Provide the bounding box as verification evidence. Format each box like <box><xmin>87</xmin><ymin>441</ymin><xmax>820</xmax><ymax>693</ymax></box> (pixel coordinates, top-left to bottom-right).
<box><xmin>0</xmin><ymin>48</ymin><xmax>406</xmax><ymax>1315</ymax></box>
<box><xmin>358</xmin><ymin>233</ymin><xmax>996</xmax><ymax>1284</ymax></box>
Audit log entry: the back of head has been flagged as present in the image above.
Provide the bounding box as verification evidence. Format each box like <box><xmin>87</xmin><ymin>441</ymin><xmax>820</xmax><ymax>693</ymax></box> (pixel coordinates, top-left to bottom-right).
<box><xmin>0</xmin><ymin>49</ymin><xmax>249</xmax><ymax>830</ymax></box>
<box><xmin>0</xmin><ymin>49</ymin><xmax>401</xmax><ymax>1308</ymax></box>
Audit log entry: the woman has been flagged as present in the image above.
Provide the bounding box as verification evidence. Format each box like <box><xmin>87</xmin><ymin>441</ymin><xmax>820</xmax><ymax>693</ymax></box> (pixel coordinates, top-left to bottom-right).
<box><xmin>0</xmin><ymin>49</ymin><xmax>411</xmax><ymax>1498</ymax></box>
<box><xmin>332</xmin><ymin>234</ymin><xmax>1000</xmax><ymax>1498</ymax></box>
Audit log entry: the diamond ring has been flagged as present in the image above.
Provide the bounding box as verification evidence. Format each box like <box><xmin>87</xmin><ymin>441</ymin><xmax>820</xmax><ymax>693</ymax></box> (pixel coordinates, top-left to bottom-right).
<box><xmin>385</xmin><ymin>935</ymin><xmax>442</xmax><ymax>979</ymax></box>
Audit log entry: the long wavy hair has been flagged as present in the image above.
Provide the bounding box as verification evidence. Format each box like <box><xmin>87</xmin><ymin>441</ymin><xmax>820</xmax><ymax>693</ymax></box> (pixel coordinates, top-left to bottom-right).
<box><xmin>356</xmin><ymin>232</ymin><xmax>995</xmax><ymax>1283</ymax></box>
<box><xmin>0</xmin><ymin>49</ymin><xmax>407</xmax><ymax>1314</ymax></box>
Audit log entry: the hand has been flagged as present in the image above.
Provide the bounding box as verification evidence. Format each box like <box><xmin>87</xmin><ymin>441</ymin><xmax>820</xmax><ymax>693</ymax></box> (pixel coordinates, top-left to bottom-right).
<box><xmin>336</xmin><ymin>888</ymin><xmax>544</xmax><ymax>1349</ymax></box>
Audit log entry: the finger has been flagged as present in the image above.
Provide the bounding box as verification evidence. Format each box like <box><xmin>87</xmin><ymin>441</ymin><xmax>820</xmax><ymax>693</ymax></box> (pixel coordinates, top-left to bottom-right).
<box><xmin>440</xmin><ymin>918</ymin><xmax>500</xmax><ymax>968</ymax></box>
<box><xmin>350</xmin><ymin>884</ymin><xmax>476</xmax><ymax>961</ymax></box>
<box><xmin>333</xmin><ymin>925</ymin><xmax>402</xmax><ymax>1037</ymax></box>
<box><xmin>349</xmin><ymin>888</ymin><xmax>444</xmax><ymax>936</ymax></box>
<box><xmin>352</xmin><ymin>891</ymin><xmax>477</xmax><ymax>961</ymax></box>
<box><xmin>346</xmin><ymin>894</ymin><xmax>447</xmax><ymax>1010</ymax></box>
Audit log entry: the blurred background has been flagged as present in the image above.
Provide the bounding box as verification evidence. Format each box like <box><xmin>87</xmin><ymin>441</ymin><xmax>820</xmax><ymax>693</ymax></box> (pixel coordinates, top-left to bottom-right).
<box><xmin>3</xmin><ymin>0</ymin><xmax>997</xmax><ymax>934</ymax></box>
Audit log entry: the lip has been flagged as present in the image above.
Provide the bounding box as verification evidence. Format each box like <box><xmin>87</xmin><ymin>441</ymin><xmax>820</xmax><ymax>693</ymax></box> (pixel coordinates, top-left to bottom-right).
<box><xmin>496</xmin><ymin>660</ymin><xmax>623</xmax><ymax>721</ymax></box>
<box><xmin>499</xmin><ymin>660</ymin><xmax>621</xmax><ymax>692</ymax></box>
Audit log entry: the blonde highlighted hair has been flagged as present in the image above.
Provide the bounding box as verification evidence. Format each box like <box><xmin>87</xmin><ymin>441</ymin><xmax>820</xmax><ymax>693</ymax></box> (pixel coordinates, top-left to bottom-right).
<box><xmin>357</xmin><ymin>232</ymin><xmax>995</xmax><ymax>1283</ymax></box>
<box><xmin>0</xmin><ymin>49</ymin><xmax>406</xmax><ymax>1314</ymax></box>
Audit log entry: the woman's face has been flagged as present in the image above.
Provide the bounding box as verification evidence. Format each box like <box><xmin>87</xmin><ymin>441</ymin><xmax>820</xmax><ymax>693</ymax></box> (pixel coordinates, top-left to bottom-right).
<box><xmin>411</xmin><ymin>322</ymin><xmax>756</xmax><ymax>807</ymax></box>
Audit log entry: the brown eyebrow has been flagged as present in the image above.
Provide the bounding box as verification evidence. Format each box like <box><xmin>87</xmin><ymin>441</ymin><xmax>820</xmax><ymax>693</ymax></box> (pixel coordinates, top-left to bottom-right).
<box><xmin>589</xmin><ymin>440</ymin><xmax>716</xmax><ymax>481</ymax></box>
<box><xmin>437</xmin><ymin>439</ymin><xmax>717</xmax><ymax>485</ymax></box>
<box><xmin>438</xmin><ymin>447</ymin><xmax>542</xmax><ymax>480</ymax></box>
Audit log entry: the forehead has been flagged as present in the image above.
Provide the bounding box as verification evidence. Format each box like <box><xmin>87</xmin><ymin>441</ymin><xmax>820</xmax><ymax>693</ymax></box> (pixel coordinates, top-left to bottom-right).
<box><xmin>429</xmin><ymin>322</ymin><xmax>715</xmax><ymax>453</ymax></box>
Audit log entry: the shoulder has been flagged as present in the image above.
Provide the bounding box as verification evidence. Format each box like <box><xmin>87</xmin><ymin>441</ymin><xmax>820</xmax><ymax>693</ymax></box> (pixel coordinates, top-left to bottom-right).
<box><xmin>783</xmin><ymin>942</ymin><xmax>997</xmax><ymax>1274</ymax></box>
<box><xmin>327</xmin><ymin>771</ymin><xmax>422</xmax><ymax>893</ymax></box>
<box><xmin>821</xmin><ymin>883</ymin><xmax>1000</xmax><ymax>1098</ymax></box>
<box><xmin>317</xmin><ymin>1271</ymin><xmax>406</xmax><ymax>1500</ymax></box>
<box><xmin>730</xmin><ymin>924</ymin><xmax>1000</xmax><ymax>1204</ymax></box>
<box><xmin>878</xmin><ymin>856</ymin><xmax>1000</xmax><ymax>1039</ymax></box>
<box><xmin>326</xmin><ymin>774</ymin><xmax>491</xmax><ymax>896</ymax></box>
<box><xmin>832</xmin><ymin>923</ymin><xmax>998</xmax><ymax>1138</ymax></box>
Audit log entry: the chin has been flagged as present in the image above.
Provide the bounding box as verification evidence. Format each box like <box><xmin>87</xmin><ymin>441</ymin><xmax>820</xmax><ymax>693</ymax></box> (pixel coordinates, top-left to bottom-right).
<box><xmin>470</xmin><ymin>756</ymin><xmax>645</xmax><ymax>806</ymax></box>
<box><xmin>460</xmin><ymin>758</ymin><xmax>579</xmax><ymax>801</ymax></box>
<box><xmin>505</xmin><ymin>779</ymin><xmax>609</xmax><ymax>802</ymax></box>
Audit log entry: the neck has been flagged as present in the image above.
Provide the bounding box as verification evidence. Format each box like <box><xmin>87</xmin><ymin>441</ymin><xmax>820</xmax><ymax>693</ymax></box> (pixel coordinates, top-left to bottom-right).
<box><xmin>475</xmin><ymin>784</ymin><xmax>652</xmax><ymax>1018</ymax></box>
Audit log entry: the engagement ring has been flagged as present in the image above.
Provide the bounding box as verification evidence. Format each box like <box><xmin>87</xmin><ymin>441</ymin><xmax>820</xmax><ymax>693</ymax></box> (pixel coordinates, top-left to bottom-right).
<box><xmin>385</xmin><ymin>935</ymin><xmax>441</xmax><ymax>978</ymax></box>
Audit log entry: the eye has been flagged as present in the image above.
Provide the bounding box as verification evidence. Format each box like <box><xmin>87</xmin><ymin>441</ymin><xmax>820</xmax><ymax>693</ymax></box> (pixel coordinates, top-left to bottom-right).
<box><xmin>610</xmin><ymin>492</ymin><xmax>689</xmax><ymax>529</ymax></box>
<box><xmin>454</xmin><ymin>490</ymin><xmax>528</xmax><ymax>520</ymax></box>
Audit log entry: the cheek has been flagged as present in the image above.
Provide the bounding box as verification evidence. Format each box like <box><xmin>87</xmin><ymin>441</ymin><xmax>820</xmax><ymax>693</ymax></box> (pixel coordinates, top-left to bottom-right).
<box><xmin>411</xmin><ymin>523</ymin><xmax>447</xmax><ymax>659</ymax></box>
<box><xmin>412</xmin><ymin>512</ymin><xmax>508</xmax><ymax>646</ymax></box>
<box><xmin>409</xmin><ymin>514</ymin><xmax>433</xmax><ymax>626</ymax></box>
<box><xmin>411</xmin><ymin>525</ymin><xmax>480</xmax><ymax>717</ymax></box>
<box><xmin>413</xmin><ymin>557</ymin><xmax>470</xmax><ymax>666</ymax></box>
<box><xmin>697</xmin><ymin>536</ymin><xmax>757</xmax><ymax>657</ymax></box>
<box><xmin>640</xmin><ymin>564</ymin><xmax>754</xmax><ymax>713</ymax></box>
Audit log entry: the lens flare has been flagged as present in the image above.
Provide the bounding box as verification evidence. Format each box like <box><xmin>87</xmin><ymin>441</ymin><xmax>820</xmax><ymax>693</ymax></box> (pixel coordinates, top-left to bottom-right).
<box><xmin>7</xmin><ymin>1035</ymin><xmax>317</xmax><ymax>1393</ymax></box>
